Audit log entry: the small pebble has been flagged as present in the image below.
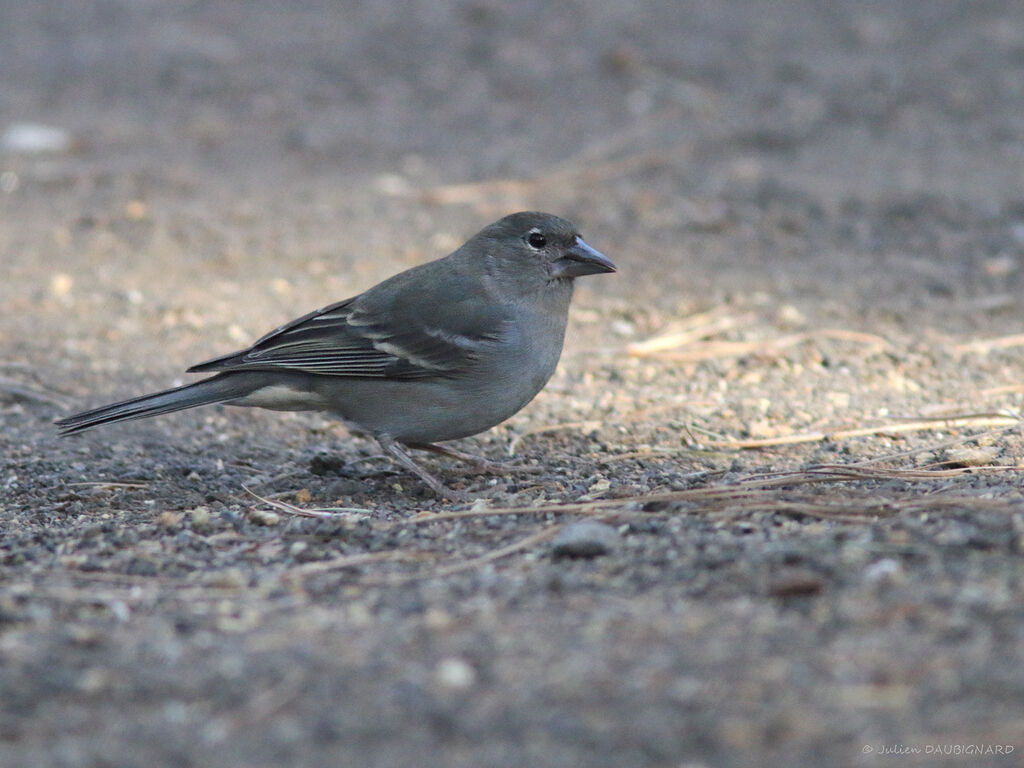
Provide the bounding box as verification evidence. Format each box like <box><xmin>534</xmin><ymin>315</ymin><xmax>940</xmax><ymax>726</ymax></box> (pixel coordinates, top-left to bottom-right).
<box><xmin>434</xmin><ymin>658</ymin><xmax>476</xmax><ymax>691</ymax></box>
<box><xmin>249</xmin><ymin>508</ymin><xmax>281</xmax><ymax>526</ymax></box>
<box><xmin>940</xmin><ymin>446</ymin><xmax>999</xmax><ymax>468</ymax></box>
<box><xmin>863</xmin><ymin>557</ymin><xmax>905</xmax><ymax>585</ymax></box>
<box><xmin>190</xmin><ymin>506</ymin><xmax>211</xmax><ymax>532</ymax></box>
<box><xmin>50</xmin><ymin>272</ymin><xmax>73</xmax><ymax>298</ymax></box>
<box><xmin>209</xmin><ymin>569</ymin><xmax>247</xmax><ymax>589</ymax></box>
<box><xmin>766</xmin><ymin>568</ymin><xmax>823</xmax><ymax>597</ymax></box>
<box><xmin>551</xmin><ymin>520</ymin><xmax>620</xmax><ymax>559</ymax></box>
<box><xmin>2</xmin><ymin>122</ymin><xmax>73</xmax><ymax>153</ymax></box>
<box><xmin>156</xmin><ymin>510</ymin><xmax>182</xmax><ymax>528</ymax></box>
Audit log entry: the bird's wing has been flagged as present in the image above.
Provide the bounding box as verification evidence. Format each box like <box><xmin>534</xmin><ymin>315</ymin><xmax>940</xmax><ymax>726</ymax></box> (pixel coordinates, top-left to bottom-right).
<box><xmin>187</xmin><ymin>261</ymin><xmax>508</xmax><ymax>380</ymax></box>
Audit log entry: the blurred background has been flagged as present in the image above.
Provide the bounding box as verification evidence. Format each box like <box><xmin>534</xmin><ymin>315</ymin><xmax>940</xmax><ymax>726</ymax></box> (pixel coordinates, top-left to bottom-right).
<box><xmin>3</xmin><ymin>2</ymin><xmax>1024</xmax><ymax>766</ymax></box>
<box><xmin>4</xmin><ymin>0</ymin><xmax>1023</xmax><ymax>363</ymax></box>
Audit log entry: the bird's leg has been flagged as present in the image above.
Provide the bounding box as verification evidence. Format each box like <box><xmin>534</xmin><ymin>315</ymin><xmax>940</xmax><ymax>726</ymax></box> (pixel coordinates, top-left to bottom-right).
<box><xmin>406</xmin><ymin>442</ymin><xmax>542</xmax><ymax>475</ymax></box>
<box><xmin>376</xmin><ymin>435</ymin><xmax>468</xmax><ymax>501</ymax></box>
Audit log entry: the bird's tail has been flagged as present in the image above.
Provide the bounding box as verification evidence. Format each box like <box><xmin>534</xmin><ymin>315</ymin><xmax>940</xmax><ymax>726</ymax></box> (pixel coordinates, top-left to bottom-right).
<box><xmin>55</xmin><ymin>375</ymin><xmax>249</xmax><ymax>436</ymax></box>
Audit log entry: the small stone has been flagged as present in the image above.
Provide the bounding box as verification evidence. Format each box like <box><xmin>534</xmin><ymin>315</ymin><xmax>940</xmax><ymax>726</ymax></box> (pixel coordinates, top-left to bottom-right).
<box><xmin>123</xmin><ymin>200</ymin><xmax>148</xmax><ymax>221</ymax></box>
<box><xmin>863</xmin><ymin>558</ymin><xmax>905</xmax><ymax>585</ymax></box>
<box><xmin>940</xmin><ymin>446</ymin><xmax>999</xmax><ymax>468</ymax></box>
<box><xmin>766</xmin><ymin>568</ymin><xmax>823</xmax><ymax>597</ymax></box>
<box><xmin>610</xmin><ymin>320</ymin><xmax>636</xmax><ymax>337</ymax></box>
<box><xmin>156</xmin><ymin>510</ymin><xmax>182</xmax><ymax>528</ymax></box>
<box><xmin>434</xmin><ymin>657</ymin><xmax>476</xmax><ymax>691</ymax></box>
<box><xmin>77</xmin><ymin>667</ymin><xmax>111</xmax><ymax>693</ymax></box>
<box><xmin>776</xmin><ymin>303</ymin><xmax>805</xmax><ymax>325</ymax></box>
<box><xmin>983</xmin><ymin>255</ymin><xmax>1016</xmax><ymax>277</ymax></box>
<box><xmin>209</xmin><ymin>569</ymin><xmax>247</xmax><ymax>589</ymax></box>
<box><xmin>551</xmin><ymin>520</ymin><xmax>620</xmax><ymax>559</ymax></box>
<box><xmin>126</xmin><ymin>556</ymin><xmax>159</xmax><ymax>577</ymax></box>
<box><xmin>2</xmin><ymin>122</ymin><xmax>73</xmax><ymax>153</ymax></box>
<box><xmin>309</xmin><ymin>454</ymin><xmax>346</xmax><ymax>475</ymax></box>
<box><xmin>190</xmin><ymin>506</ymin><xmax>211</xmax><ymax>531</ymax></box>
<box><xmin>50</xmin><ymin>272</ymin><xmax>73</xmax><ymax>298</ymax></box>
<box><xmin>249</xmin><ymin>508</ymin><xmax>281</xmax><ymax>526</ymax></box>
<box><xmin>373</xmin><ymin>173</ymin><xmax>412</xmax><ymax>196</ymax></box>
<box><xmin>65</xmin><ymin>624</ymin><xmax>103</xmax><ymax>647</ymax></box>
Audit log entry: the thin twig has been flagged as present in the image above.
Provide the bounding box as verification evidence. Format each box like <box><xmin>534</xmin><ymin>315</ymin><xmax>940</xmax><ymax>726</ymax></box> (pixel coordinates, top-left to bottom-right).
<box><xmin>628</xmin><ymin>328</ymin><xmax>892</xmax><ymax>362</ymax></box>
<box><xmin>406</xmin><ymin>463</ymin><xmax>1024</xmax><ymax>521</ymax></box>
<box><xmin>702</xmin><ymin>414</ymin><xmax>1021</xmax><ymax>449</ymax></box>
<box><xmin>953</xmin><ymin>333</ymin><xmax>1024</xmax><ymax>356</ymax></box>
<box><xmin>65</xmin><ymin>481</ymin><xmax>149</xmax><ymax>490</ymax></box>
<box><xmin>241</xmin><ymin>485</ymin><xmax>372</xmax><ymax>518</ymax></box>
<box><xmin>0</xmin><ymin>375</ymin><xmax>72</xmax><ymax>407</ymax></box>
<box><xmin>624</xmin><ymin>310</ymin><xmax>752</xmax><ymax>356</ymax></box>
<box><xmin>851</xmin><ymin>423</ymin><xmax>1022</xmax><ymax>467</ymax></box>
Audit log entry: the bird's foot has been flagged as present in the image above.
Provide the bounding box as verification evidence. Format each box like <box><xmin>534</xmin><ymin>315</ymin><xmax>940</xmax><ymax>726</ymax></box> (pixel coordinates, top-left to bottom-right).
<box><xmin>376</xmin><ymin>436</ymin><xmax>470</xmax><ymax>501</ymax></box>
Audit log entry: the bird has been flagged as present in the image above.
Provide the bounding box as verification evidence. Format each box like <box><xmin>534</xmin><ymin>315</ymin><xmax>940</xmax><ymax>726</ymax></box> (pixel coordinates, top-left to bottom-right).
<box><xmin>56</xmin><ymin>212</ymin><xmax>616</xmax><ymax>498</ymax></box>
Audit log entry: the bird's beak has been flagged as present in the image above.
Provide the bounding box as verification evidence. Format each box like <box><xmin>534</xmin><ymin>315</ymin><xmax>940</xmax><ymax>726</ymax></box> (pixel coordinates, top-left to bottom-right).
<box><xmin>551</xmin><ymin>237</ymin><xmax>616</xmax><ymax>278</ymax></box>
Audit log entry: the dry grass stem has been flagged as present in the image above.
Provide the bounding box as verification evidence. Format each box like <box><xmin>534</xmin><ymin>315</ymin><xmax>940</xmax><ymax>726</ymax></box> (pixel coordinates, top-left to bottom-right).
<box><xmin>405</xmin><ymin>463</ymin><xmax>1024</xmax><ymax>524</ymax></box>
<box><xmin>851</xmin><ymin>424</ymin><xmax>1022</xmax><ymax>467</ymax></box>
<box><xmin>0</xmin><ymin>375</ymin><xmax>72</xmax><ymax>407</ymax></box>
<box><xmin>628</xmin><ymin>328</ymin><xmax>892</xmax><ymax>362</ymax></box>
<box><xmin>625</xmin><ymin>309</ymin><xmax>751</xmax><ymax>356</ymax></box>
<box><xmin>65</xmin><ymin>481</ymin><xmax>150</xmax><ymax>490</ymax></box>
<box><xmin>242</xmin><ymin>486</ymin><xmax>371</xmax><ymax>518</ymax></box>
<box><xmin>703</xmin><ymin>413</ymin><xmax>1021</xmax><ymax>449</ymax></box>
<box><xmin>981</xmin><ymin>384</ymin><xmax>1024</xmax><ymax>396</ymax></box>
<box><xmin>954</xmin><ymin>333</ymin><xmax>1024</xmax><ymax>356</ymax></box>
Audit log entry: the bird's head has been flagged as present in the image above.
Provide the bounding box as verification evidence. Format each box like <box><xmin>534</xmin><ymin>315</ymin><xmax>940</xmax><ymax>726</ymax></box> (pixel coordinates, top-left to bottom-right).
<box><xmin>471</xmin><ymin>212</ymin><xmax>615</xmax><ymax>291</ymax></box>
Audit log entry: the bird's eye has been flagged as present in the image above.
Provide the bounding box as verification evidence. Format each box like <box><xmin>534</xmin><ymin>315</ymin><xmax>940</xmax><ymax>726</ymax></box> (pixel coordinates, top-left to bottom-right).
<box><xmin>526</xmin><ymin>231</ymin><xmax>547</xmax><ymax>249</ymax></box>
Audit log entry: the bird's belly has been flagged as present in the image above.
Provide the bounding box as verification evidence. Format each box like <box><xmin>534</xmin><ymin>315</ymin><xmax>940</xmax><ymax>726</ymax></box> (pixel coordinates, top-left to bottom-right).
<box><xmin>314</xmin><ymin>304</ymin><xmax>568</xmax><ymax>443</ymax></box>
<box><xmin>230</xmin><ymin>384</ymin><xmax>331</xmax><ymax>411</ymax></box>
<box><xmin>315</xmin><ymin>356</ymin><xmax>558</xmax><ymax>444</ymax></box>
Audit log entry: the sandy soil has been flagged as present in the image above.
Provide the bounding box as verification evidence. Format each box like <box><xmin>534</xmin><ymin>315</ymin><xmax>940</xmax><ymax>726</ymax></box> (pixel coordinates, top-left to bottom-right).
<box><xmin>3</xmin><ymin>1</ymin><xmax>1024</xmax><ymax>766</ymax></box>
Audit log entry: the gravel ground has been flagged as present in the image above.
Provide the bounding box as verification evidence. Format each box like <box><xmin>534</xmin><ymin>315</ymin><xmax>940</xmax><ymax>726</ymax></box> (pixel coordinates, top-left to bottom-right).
<box><xmin>2</xmin><ymin>2</ymin><xmax>1024</xmax><ymax>766</ymax></box>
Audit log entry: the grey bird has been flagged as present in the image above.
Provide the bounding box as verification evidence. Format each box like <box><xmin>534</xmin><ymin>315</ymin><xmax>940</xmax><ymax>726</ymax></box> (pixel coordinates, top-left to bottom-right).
<box><xmin>56</xmin><ymin>212</ymin><xmax>615</xmax><ymax>498</ymax></box>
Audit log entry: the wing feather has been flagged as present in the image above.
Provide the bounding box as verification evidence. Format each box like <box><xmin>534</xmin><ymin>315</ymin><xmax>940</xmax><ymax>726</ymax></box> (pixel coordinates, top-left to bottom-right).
<box><xmin>187</xmin><ymin>259</ymin><xmax>508</xmax><ymax>380</ymax></box>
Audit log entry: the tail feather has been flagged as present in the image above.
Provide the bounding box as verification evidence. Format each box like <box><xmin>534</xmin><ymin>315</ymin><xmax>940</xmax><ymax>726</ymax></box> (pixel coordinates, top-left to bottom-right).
<box><xmin>55</xmin><ymin>375</ymin><xmax>249</xmax><ymax>436</ymax></box>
